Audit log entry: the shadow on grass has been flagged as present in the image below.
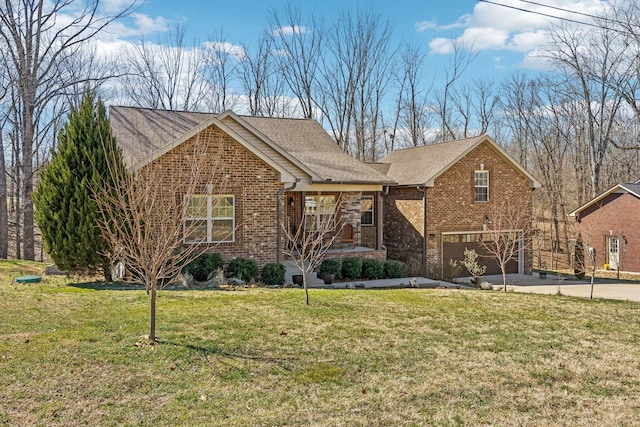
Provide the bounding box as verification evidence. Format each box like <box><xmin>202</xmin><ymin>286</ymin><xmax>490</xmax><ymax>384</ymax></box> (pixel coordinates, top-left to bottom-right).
<box><xmin>68</xmin><ymin>281</ymin><xmax>145</xmax><ymax>291</ymax></box>
<box><xmin>159</xmin><ymin>339</ymin><xmax>296</xmax><ymax>369</ymax></box>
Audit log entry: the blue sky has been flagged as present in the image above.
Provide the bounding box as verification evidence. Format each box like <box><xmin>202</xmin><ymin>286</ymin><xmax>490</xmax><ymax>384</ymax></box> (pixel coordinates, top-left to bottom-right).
<box><xmin>118</xmin><ymin>0</ymin><xmax>607</xmax><ymax>82</ymax></box>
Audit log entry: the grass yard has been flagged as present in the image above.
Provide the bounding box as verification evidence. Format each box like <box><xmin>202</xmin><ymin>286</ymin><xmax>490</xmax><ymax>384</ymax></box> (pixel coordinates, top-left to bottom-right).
<box><xmin>1</xmin><ymin>262</ymin><xmax>640</xmax><ymax>426</ymax></box>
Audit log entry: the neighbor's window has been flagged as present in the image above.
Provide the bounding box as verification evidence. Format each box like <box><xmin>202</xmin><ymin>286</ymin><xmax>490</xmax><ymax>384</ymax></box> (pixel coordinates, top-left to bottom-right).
<box><xmin>184</xmin><ymin>195</ymin><xmax>235</xmax><ymax>243</ymax></box>
<box><xmin>361</xmin><ymin>196</ymin><xmax>374</xmax><ymax>226</ymax></box>
<box><xmin>474</xmin><ymin>170</ymin><xmax>489</xmax><ymax>202</ymax></box>
<box><xmin>305</xmin><ymin>195</ymin><xmax>337</xmax><ymax>230</ymax></box>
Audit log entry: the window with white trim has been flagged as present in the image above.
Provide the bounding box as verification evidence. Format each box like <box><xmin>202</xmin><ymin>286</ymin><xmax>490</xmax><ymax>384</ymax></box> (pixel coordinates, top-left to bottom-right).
<box><xmin>305</xmin><ymin>195</ymin><xmax>337</xmax><ymax>230</ymax></box>
<box><xmin>184</xmin><ymin>195</ymin><xmax>235</xmax><ymax>243</ymax></box>
<box><xmin>474</xmin><ymin>170</ymin><xmax>489</xmax><ymax>202</ymax></box>
<box><xmin>361</xmin><ymin>195</ymin><xmax>374</xmax><ymax>226</ymax></box>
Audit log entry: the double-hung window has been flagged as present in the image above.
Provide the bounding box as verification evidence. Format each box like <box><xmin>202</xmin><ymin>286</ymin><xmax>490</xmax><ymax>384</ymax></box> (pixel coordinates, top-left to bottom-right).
<box><xmin>305</xmin><ymin>195</ymin><xmax>337</xmax><ymax>230</ymax></box>
<box><xmin>184</xmin><ymin>195</ymin><xmax>235</xmax><ymax>243</ymax></box>
<box><xmin>474</xmin><ymin>170</ymin><xmax>489</xmax><ymax>202</ymax></box>
<box><xmin>361</xmin><ymin>196</ymin><xmax>374</xmax><ymax>226</ymax></box>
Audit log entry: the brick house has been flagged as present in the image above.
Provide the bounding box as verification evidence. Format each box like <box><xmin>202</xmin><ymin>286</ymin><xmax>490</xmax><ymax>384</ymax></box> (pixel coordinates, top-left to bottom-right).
<box><xmin>569</xmin><ymin>182</ymin><xmax>640</xmax><ymax>273</ymax></box>
<box><xmin>109</xmin><ymin>106</ymin><xmax>393</xmax><ymax>267</ymax></box>
<box><xmin>374</xmin><ymin>135</ymin><xmax>541</xmax><ymax>276</ymax></box>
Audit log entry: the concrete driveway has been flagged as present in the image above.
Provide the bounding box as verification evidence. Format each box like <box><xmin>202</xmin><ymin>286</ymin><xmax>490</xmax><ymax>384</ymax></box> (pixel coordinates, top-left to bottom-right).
<box><xmin>477</xmin><ymin>273</ymin><xmax>640</xmax><ymax>303</ymax></box>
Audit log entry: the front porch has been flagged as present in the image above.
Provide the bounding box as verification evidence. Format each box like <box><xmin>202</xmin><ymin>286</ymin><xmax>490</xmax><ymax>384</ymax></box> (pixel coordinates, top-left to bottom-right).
<box><xmin>283</xmin><ymin>190</ymin><xmax>385</xmax><ymax>252</ymax></box>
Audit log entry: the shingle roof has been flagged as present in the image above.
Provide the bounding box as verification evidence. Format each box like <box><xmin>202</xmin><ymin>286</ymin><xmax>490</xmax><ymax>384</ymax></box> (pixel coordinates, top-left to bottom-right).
<box><xmin>378</xmin><ymin>135</ymin><xmax>541</xmax><ymax>188</ymax></box>
<box><xmin>621</xmin><ymin>183</ymin><xmax>640</xmax><ymax>196</ymax></box>
<box><xmin>109</xmin><ymin>106</ymin><xmax>392</xmax><ymax>184</ymax></box>
<box><xmin>570</xmin><ymin>182</ymin><xmax>640</xmax><ymax>216</ymax></box>
<box><xmin>239</xmin><ymin>115</ymin><xmax>393</xmax><ymax>184</ymax></box>
<box><xmin>109</xmin><ymin>106</ymin><xmax>212</xmax><ymax>166</ymax></box>
<box><xmin>377</xmin><ymin>136</ymin><xmax>486</xmax><ymax>186</ymax></box>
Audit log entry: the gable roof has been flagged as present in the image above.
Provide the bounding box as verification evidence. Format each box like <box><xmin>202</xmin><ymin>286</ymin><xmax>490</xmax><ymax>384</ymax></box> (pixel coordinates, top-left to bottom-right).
<box><xmin>569</xmin><ymin>182</ymin><xmax>640</xmax><ymax>217</ymax></box>
<box><xmin>109</xmin><ymin>106</ymin><xmax>392</xmax><ymax>185</ymax></box>
<box><xmin>237</xmin><ymin>114</ymin><xmax>393</xmax><ymax>184</ymax></box>
<box><xmin>377</xmin><ymin>135</ymin><xmax>541</xmax><ymax>188</ymax></box>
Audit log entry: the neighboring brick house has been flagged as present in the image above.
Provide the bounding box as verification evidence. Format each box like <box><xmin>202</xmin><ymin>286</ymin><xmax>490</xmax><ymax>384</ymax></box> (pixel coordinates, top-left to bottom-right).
<box><xmin>375</xmin><ymin>135</ymin><xmax>541</xmax><ymax>276</ymax></box>
<box><xmin>569</xmin><ymin>182</ymin><xmax>640</xmax><ymax>273</ymax></box>
<box><xmin>109</xmin><ymin>106</ymin><xmax>393</xmax><ymax>267</ymax></box>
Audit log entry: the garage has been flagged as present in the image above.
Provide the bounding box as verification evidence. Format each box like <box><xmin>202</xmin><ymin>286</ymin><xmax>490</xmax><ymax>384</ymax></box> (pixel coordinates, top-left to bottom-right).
<box><xmin>442</xmin><ymin>232</ymin><xmax>520</xmax><ymax>276</ymax></box>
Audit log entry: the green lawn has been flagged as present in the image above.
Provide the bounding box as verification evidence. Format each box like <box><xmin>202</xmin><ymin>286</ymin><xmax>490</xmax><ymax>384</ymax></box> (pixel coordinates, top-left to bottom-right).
<box><xmin>1</xmin><ymin>262</ymin><xmax>640</xmax><ymax>426</ymax></box>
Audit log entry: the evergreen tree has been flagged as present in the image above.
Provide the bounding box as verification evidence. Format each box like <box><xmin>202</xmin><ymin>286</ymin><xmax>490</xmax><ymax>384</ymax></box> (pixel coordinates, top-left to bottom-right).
<box><xmin>34</xmin><ymin>91</ymin><xmax>121</xmax><ymax>278</ymax></box>
<box><xmin>574</xmin><ymin>233</ymin><xmax>586</xmax><ymax>280</ymax></box>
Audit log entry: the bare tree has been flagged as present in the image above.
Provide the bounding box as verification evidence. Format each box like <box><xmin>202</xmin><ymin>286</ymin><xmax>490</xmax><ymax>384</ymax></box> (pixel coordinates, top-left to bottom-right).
<box><xmin>202</xmin><ymin>30</ymin><xmax>242</xmax><ymax>113</ymax></box>
<box><xmin>120</xmin><ymin>23</ymin><xmax>210</xmax><ymax>111</ymax></box>
<box><xmin>94</xmin><ymin>136</ymin><xmax>225</xmax><ymax>343</ymax></box>
<box><xmin>240</xmin><ymin>31</ymin><xmax>293</xmax><ymax>117</ymax></box>
<box><xmin>269</xmin><ymin>4</ymin><xmax>324</xmax><ymax>119</ymax></box>
<box><xmin>434</xmin><ymin>40</ymin><xmax>477</xmax><ymax>142</ymax></box>
<box><xmin>546</xmin><ymin>20</ymin><xmax>627</xmax><ymax>197</ymax></box>
<box><xmin>0</xmin><ymin>0</ymin><xmax>136</xmax><ymax>260</ymax></box>
<box><xmin>480</xmin><ymin>197</ymin><xmax>533</xmax><ymax>291</ymax></box>
<box><xmin>282</xmin><ymin>200</ymin><xmax>342</xmax><ymax>305</ymax></box>
<box><xmin>317</xmin><ymin>10</ymin><xmax>394</xmax><ymax>159</ymax></box>
<box><xmin>0</xmin><ymin>120</ymin><xmax>7</xmax><ymax>259</ymax></box>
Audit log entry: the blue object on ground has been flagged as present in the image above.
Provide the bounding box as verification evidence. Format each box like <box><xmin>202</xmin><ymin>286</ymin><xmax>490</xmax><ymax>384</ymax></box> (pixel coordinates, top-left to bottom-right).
<box><xmin>15</xmin><ymin>275</ymin><xmax>42</xmax><ymax>283</ymax></box>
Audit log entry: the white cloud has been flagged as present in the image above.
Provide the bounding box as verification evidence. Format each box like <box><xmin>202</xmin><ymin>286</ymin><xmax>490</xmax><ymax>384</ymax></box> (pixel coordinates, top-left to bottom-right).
<box><xmin>202</xmin><ymin>41</ymin><xmax>246</xmax><ymax>60</ymax></box>
<box><xmin>99</xmin><ymin>0</ymin><xmax>139</xmax><ymax>14</ymax></box>
<box><xmin>427</xmin><ymin>0</ymin><xmax>610</xmax><ymax>69</ymax></box>
<box><xmin>458</xmin><ymin>27</ymin><xmax>509</xmax><ymax>51</ymax></box>
<box><xmin>415</xmin><ymin>20</ymin><xmax>437</xmax><ymax>32</ymax></box>
<box><xmin>131</xmin><ymin>13</ymin><xmax>171</xmax><ymax>35</ymax></box>
<box><xmin>272</xmin><ymin>25</ymin><xmax>306</xmax><ymax>36</ymax></box>
<box><xmin>428</xmin><ymin>38</ymin><xmax>455</xmax><ymax>54</ymax></box>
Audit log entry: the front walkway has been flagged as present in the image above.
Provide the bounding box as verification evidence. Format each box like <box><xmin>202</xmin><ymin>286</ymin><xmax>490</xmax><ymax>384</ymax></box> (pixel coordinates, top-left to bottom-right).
<box><xmin>283</xmin><ymin>260</ymin><xmax>449</xmax><ymax>289</ymax></box>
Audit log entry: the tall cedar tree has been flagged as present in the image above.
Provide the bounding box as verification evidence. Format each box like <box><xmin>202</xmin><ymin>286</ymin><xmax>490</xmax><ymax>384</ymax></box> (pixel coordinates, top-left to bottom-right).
<box><xmin>34</xmin><ymin>91</ymin><xmax>120</xmax><ymax>278</ymax></box>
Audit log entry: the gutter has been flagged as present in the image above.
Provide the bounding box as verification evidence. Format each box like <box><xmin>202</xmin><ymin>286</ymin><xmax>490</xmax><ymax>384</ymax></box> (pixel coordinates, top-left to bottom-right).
<box><xmin>276</xmin><ymin>181</ymin><xmax>298</xmax><ymax>263</ymax></box>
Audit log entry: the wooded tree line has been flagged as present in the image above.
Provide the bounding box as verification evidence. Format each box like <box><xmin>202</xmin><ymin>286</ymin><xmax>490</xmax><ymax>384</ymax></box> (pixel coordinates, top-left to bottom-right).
<box><xmin>2</xmin><ymin>0</ymin><xmax>640</xmax><ymax>264</ymax></box>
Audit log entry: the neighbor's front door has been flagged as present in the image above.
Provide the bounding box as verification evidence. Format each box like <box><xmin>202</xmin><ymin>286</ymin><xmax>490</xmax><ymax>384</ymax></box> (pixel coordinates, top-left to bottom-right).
<box><xmin>608</xmin><ymin>237</ymin><xmax>619</xmax><ymax>270</ymax></box>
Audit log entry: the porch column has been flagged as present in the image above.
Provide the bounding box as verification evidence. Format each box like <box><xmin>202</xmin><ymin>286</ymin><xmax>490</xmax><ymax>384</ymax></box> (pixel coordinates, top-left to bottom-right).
<box><xmin>376</xmin><ymin>191</ymin><xmax>384</xmax><ymax>250</ymax></box>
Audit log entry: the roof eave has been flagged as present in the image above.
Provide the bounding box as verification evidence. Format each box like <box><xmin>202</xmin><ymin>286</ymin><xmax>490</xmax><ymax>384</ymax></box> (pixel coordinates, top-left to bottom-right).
<box><xmin>131</xmin><ymin>114</ymin><xmax>297</xmax><ymax>183</ymax></box>
<box><xmin>569</xmin><ymin>183</ymin><xmax>640</xmax><ymax>217</ymax></box>
<box><xmin>218</xmin><ymin>110</ymin><xmax>324</xmax><ymax>182</ymax></box>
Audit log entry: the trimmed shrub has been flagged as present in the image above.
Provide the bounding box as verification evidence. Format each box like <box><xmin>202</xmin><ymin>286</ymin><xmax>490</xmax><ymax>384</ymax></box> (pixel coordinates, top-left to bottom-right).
<box><xmin>184</xmin><ymin>253</ymin><xmax>224</xmax><ymax>282</ymax></box>
<box><xmin>341</xmin><ymin>257</ymin><xmax>363</xmax><ymax>280</ymax></box>
<box><xmin>261</xmin><ymin>263</ymin><xmax>286</xmax><ymax>286</ymax></box>
<box><xmin>362</xmin><ymin>258</ymin><xmax>384</xmax><ymax>280</ymax></box>
<box><xmin>384</xmin><ymin>260</ymin><xmax>404</xmax><ymax>278</ymax></box>
<box><xmin>229</xmin><ymin>257</ymin><xmax>259</xmax><ymax>281</ymax></box>
<box><xmin>319</xmin><ymin>258</ymin><xmax>342</xmax><ymax>279</ymax></box>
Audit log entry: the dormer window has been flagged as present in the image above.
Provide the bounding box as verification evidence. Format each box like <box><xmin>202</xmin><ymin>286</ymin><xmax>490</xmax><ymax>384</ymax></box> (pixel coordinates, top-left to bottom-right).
<box><xmin>474</xmin><ymin>170</ymin><xmax>489</xmax><ymax>202</ymax></box>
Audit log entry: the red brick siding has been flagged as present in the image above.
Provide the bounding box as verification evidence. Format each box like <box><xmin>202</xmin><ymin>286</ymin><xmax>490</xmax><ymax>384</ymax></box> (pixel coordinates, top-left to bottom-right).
<box><xmin>146</xmin><ymin>124</ymin><xmax>282</xmax><ymax>267</ymax></box>
<box><xmin>384</xmin><ymin>187</ymin><xmax>425</xmax><ymax>275</ymax></box>
<box><xmin>576</xmin><ymin>192</ymin><xmax>640</xmax><ymax>272</ymax></box>
<box><xmin>384</xmin><ymin>141</ymin><xmax>534</xmax><ymax>275</ymax></box>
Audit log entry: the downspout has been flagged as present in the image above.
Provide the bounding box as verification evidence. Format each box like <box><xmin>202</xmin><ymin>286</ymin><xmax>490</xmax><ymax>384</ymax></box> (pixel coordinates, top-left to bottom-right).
<box><xmin>418</xmin><ymin>185</ymin><xmax>427</xmax><ymax>275</ymax></box>
<box><xmin>276</xmin><ymin>181</ymin><xmax>298</xmax><ymax>263</ymax></box>
<box><xmin>379</xmin><ymin>185</ymin><xmax>390</xmax><ymax>251</ymax></box>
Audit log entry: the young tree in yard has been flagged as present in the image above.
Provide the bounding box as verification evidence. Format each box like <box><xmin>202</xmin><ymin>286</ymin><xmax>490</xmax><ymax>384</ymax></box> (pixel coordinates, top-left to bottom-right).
<box><xmin>33</xmin><ymin>91</ymin><xmax>117</xmax><ymax>278</ymax></box>
<box><xmin>282</xmin><ymin>198</ymin><xmax>342</xmax><ymax>305</ymax></box>
<box><xmin>480</xmin><ymin>197</ymin><xmax>533</xmax><ymax>291</ymax></box>
<box><xmin>94</xmin><ymin>135</ymin><xmax>225</xmax><ymax>344</ymax></box>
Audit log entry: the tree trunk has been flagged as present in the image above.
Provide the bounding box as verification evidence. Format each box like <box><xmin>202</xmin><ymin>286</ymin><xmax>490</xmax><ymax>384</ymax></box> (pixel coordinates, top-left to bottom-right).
<box><xmin>21</xmin><ymin>106</ymin><xmax>35</xmax><ymax>260</ymax></box>
<box><xmin>0</xmin><ymin>131</ymin><xmax>7</xmax><ymax>259</ymax></box>
<box><xmin>149</xmin><ymin>284</ymin><xmax>157</xmax><ymax>342</ymax></box>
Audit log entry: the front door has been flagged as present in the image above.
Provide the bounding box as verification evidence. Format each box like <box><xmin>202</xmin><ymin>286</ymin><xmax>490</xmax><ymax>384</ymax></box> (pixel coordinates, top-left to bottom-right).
<box><xmin>608</xmin><ymin>237</ymin><xmax>619</xmax><ymax>270</ymax></box>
